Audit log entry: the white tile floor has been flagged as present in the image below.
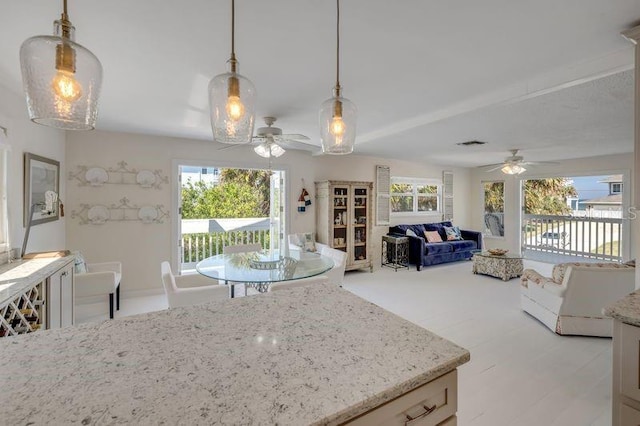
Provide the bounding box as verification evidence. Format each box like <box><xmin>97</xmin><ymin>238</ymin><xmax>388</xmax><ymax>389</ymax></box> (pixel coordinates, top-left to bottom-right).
<box><xmin>76</xmin><ymin>259</ymin><xmax>612</xmax><ymax>426</ymax></box>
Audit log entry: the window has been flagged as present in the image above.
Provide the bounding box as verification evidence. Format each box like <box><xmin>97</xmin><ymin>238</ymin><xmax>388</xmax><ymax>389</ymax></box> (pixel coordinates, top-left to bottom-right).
<box><xmin>390</xmin><ymin>177</ymin><xmax>441</xmax><ymax>215</ymax></box>
<box><xmin>483</xmin><ymin>181</ymin><xmax>504</xmax><ymax>237</ymax></box>
<box><xmin>611</xmin><ymin>183</ymin><xmax>622</xmax><ymax>194</ymax></box>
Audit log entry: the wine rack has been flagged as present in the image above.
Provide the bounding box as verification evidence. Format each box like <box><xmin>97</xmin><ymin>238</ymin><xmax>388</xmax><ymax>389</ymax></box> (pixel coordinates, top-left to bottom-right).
<box><xmin>0</xmin><ymin>281</ymin><xmax>44</xmax><ymax>337</ymax></box>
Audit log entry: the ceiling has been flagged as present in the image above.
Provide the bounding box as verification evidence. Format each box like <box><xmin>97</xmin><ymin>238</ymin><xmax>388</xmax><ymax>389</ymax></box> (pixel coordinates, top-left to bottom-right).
<box><xmin>1</xmin><ymin>0</ymin><xmax>639</xmax><ymax>167</ymax></box>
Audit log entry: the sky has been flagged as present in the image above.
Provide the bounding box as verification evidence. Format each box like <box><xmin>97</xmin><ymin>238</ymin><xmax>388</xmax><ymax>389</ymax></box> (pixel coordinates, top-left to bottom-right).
<box><xmin>567</xmin><ymin>175</ymin><xmax>611</xmax><ymax>200</ymax></box>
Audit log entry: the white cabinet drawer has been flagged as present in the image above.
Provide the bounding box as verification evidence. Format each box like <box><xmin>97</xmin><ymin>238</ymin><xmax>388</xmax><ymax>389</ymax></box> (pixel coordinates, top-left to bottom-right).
<box><xmin>620</xmin><ymin>322</ymin><xmax>640</xmax><ymax>401</ymax></box>
<box><xmin>345</xmin><ymin>370</ymin><xmax>457</xmax><ymax>426</ymax></box>
<box><xmin>620</xmin><ymin>403</ymin><xmax>640</xmax><ymax>426</ymax></box>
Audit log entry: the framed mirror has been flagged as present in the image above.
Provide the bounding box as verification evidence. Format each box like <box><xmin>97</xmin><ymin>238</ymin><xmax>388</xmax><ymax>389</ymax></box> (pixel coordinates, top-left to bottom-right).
<box><xmin>24</xmin><ymin>153</ymin><xmax>60</xmax><ymax>226</ymax></box>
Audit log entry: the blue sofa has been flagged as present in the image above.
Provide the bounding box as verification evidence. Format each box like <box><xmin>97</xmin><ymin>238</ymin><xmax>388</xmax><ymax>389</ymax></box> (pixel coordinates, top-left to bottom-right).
<box><xmin>389</xmin><ymin>221</ymin><xmax>483</xmax><ymax>270</ymax></box>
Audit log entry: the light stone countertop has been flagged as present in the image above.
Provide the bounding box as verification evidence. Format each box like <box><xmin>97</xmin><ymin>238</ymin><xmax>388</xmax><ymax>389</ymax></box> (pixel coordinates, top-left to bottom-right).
<box><xmin>0</xmin><ymin>282</ymin><xmax>469</xmax><ymax>425</ymax></box>
<box><xmin>0</xmin><ymin>255</ymin><xmax>75</xmax><ymax>306</ymax></box>
<box><xmin>604</xmin><ymin>290</ymin><xmax>640</xmax><ymax>327</ymax></box>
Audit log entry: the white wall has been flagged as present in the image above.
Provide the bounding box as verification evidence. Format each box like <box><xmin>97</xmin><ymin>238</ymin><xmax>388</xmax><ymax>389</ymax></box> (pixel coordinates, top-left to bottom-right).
<box><xmin>0</xmin><ymin>82</ymin><xmax>66</xmax><ymax>256</ymax></box>
<box><xmin>470</xmin><ymin>153</ymin><xmax>633</xmax><ymax>257</ymax></box>
<box><xmin>66</xmin><ymin>130</ymin><xmax>472</xmax><ymax>292</ymax></box>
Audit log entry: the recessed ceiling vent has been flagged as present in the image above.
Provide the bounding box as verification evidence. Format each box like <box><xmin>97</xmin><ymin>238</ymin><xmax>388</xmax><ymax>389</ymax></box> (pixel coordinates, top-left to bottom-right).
<box><xmin>456</xmin><ymin>140</ymin><xmax>487</xmax><ymax>146</ymax></box>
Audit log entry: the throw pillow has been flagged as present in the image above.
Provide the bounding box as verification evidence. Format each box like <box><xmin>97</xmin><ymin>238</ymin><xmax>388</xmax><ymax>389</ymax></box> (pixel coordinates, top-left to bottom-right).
<box><xmin>299</xmin><ymin>232</ymin><xmax>316</xmax><ymax>252</ymax></box>
<box><xmin>424</xmin><ymin>230</ymin><xmax>443</xmax><ymax>243</ymax></box>
<box><xmin>405</xmin><ymin>228</ymin><xmax>418</xmax><ymax>237</ymax></box>
<box><xmin>625</xmin><ymin>259</ymin><xmax>636</xmax><ymax>267</ymax></box>
<box><xmin>73</xmin><ymin>251</ymin><xmax>87</xmax><ymax>274</ymax></box>
<box><xmin>444</xmin><ymin>226</ymin><xmax>463</xmax><ymax>241</ymax></box>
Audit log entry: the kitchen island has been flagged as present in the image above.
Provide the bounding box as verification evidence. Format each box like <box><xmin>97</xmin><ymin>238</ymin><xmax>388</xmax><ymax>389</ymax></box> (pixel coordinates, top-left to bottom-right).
<box><xmin>0</xmin><ymin>282</ymin><xmax>469</xmax><ymax>425</ymax></box>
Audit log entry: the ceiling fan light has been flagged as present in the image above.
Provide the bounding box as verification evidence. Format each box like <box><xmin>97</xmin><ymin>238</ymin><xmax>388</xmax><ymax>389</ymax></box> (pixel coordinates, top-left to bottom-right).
<box><xmin>254</xmin><ymin>141</ymin><xmax>285</xmax><ymax>158</ymax></box>
<box><xmin>20</xmin><ymin>6</ymin><xmax>102</xmax><ymax>131</ymax></box>
<box><xmin>254</xmin><ymin>143</ymin><xmax>270</xmax><ymax>158</ymax></box>
<box><xmin>270</xmin><ymin>143</ymin><xmax>285</xmax><ymax>157</ymax></box>
<box><xmin>501</xmin><ymin>164</ymin><xmax>526</xmax><ymax>175</ymax></box>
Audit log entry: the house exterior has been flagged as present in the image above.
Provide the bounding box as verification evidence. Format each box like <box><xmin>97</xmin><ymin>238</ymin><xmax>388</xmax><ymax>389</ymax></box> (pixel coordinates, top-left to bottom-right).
<box><xmin>581</xmin><ymin>175</ymin><xmax>624</xmax><ymax>213</ymax></box>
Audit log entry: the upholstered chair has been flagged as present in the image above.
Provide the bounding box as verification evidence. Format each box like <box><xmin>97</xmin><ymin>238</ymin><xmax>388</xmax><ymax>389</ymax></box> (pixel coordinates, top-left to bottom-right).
<box><xmin>319</xmin><ymin>246</ymin><xmax>347</xmax><ymax>287</ymax></box>
<box><xmin>75</xmin><ymin>260</ymin><xmax>122</xmax><ymax>319</ymax></box>
<box><xmin>160</xmin><ymin>261</ymin><xmax>228</xmax><ymax>308</ymax></box>
<box><xmin>520</xmin><ymin>262</ymin><xmax>635</xmax><ymax>336</ymax></box>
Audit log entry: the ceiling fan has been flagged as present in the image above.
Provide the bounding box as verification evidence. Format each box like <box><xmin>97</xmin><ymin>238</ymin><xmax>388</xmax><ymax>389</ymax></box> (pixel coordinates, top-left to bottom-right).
<box><xmin>219</xmin><ymin>117</ymin><xmax>319</xmax><ymax>158</ymax></box>
<box><xmin>481</xmin><ymin>149</ymin><xmax>557</xmax><ymax>175</ymax></box>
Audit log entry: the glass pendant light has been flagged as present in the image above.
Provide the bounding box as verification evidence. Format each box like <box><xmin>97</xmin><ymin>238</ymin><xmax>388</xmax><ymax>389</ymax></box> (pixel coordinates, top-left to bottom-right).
<box><xmin>319</xmin><ymin>0</ymin><xmax>356</xmax><ymax>155</ymax></box>
<box><xmin>209</xmin><ymin>0</ymin><xmax>256</xmax><ymax>144</ymax></box>
<box><xmin>20</xmin><ymin>0</ymin><xmax>102</xmax><ymax>130</ymax></box>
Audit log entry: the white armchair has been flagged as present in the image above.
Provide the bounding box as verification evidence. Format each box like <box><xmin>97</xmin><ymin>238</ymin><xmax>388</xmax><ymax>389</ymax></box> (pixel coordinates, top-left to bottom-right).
<box><xmin>319</xmin><ymin>246</ymin><xmax>347</xmax><ymax>287</ymax></box>
<box><xmin>161</xmin><ymin>261</ymin><xmax>228</xmax><ymax>308</ymax></box>
<box><xmin>520</xmin><ymin>262</ymin><xmax>635</xmax><ymax>336</ymax></box>
<box><xmin>74</xmin><ymin>261</ymin><xmax>122</xmax><ymax>319</ymax></box>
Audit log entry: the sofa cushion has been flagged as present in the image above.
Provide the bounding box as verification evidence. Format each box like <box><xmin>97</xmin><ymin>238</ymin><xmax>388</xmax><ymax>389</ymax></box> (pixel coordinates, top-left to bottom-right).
<box><xmin>405</xmin><ymin>228</ymin><xmax>418</xmax><ymax>237</ymax></box>
<box><xmin>424</xmin><ymin>242</ymin><xmax>453</xmax><ymax>255</ymax></box>
<box><xmin>423</xmin><ymin>223</ymin><xmax>446</xmax><ymax>240</ymax></box>
<box><xmin>444</xmin><ymin>226</ymin><xmax>463</xmax><ymax>241</ymax></box>
<box><xmin>424</xmin><ymin>230</ymin><xmax>443</xmax><ymax>243</ymax></box>
<box><xmin>449</xmin><ymin>240</ymin><xmax>477</xmax><ymax>251</ymax></box>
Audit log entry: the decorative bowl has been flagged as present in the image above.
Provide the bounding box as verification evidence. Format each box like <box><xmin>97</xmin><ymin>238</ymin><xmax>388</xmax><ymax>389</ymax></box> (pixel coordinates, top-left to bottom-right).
<box><xmin>488</xmin><ymin>249</ymin><xmax>508</xmax><ymax>256</ymax></box>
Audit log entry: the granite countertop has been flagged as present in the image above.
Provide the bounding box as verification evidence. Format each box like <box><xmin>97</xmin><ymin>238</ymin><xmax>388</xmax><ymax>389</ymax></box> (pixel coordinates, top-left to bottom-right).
<box><xmin>0</xmin><ymin>282</ymin><xmax>469</xmax><ymax>425</ymax></box>
<box><xmin>0</xmin><ymin>256</ymin><xmax>75</xmax><ymax>306</ymax></box>
<box><xmin>604</xmin><ymin>290</ymin><xmax>640</xmax><ymax>327</ymax></box>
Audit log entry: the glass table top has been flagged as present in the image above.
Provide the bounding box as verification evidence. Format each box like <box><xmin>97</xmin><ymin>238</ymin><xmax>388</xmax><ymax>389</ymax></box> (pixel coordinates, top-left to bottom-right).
<box><xmin>196</xmin><ymin>249</ymin><xmax>334</xmax><ymax>283</ymax></box>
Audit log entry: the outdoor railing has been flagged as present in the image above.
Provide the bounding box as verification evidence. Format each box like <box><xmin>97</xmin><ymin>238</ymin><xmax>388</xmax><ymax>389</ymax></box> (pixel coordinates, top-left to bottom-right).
<box><xmin>522</xmin><ymin>214</ymin><xmax>623</xmax><ymax>262</ymax></box>
<box><xmin>181</xmin><ymin>218</ymin><xmax>271</xmax><ymax>270</ymax></box>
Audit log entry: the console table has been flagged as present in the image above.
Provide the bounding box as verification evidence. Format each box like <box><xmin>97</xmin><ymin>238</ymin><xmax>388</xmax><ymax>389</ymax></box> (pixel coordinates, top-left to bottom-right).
<box><xmin>0</xmin><ymin>255</ymin><xmax>75</xmax><ymax>336</ymax></box>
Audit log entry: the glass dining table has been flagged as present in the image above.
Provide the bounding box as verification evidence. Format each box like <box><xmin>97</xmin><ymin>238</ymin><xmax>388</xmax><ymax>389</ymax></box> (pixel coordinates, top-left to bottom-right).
<box><xmin>196</xmin><ymin>249</ymin><xmax>334</xmax><ymax>297</ymax></box>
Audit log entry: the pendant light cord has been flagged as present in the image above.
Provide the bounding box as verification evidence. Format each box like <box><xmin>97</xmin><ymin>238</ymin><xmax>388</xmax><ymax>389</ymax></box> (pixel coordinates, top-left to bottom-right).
<box><xmin>60</xmin><ymin>0</ymin><xmax>71</xmax><ymax>38</ymax></box>
<box><xmin>230</xmin><ymin>0</ymin><xmax>237</xmax><ymax>73</ymax></box>
<box><xmin>335</xmin><ymin>0</ymin><xmax>341</xmax><ymax>95</ymax></box>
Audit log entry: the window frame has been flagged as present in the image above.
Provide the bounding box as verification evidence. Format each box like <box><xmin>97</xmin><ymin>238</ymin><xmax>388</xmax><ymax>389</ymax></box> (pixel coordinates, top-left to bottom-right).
<box><xmin>390</xmin><ymin>177</ymin><xmax>442</xmax><ymax>217</ymax></box>
<box><xmin>0</xmin><ymin>128</ymin><xmax>9</xmax><ymax>254</ymax></box>
<box><xmin>482</xmin><ymin>180</ymin><xmax>505</xmax><ymax>238</ymax></box>
<box><xmin>611</xmin><ymin>182</ymin><xmax>622</xmax><ymax>194</ymax></box>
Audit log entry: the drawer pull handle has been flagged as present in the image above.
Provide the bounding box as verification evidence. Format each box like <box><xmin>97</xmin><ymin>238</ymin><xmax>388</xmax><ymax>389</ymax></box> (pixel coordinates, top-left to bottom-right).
<box><xmin>405</xmin><ymin>404</ymin><xmax>437</xmax><ymax>425</ymax></box>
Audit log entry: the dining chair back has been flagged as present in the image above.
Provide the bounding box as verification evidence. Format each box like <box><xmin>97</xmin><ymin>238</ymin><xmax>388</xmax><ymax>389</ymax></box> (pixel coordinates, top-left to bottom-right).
<box><xmin>160</xmin><ymin>261</ymin><xmax>228</xmax><ymax>308</ymax></box>
<box><xmin>319</xmin><ymin>246</ymin><xmax>347</xmax><ymax>287</ymax></box>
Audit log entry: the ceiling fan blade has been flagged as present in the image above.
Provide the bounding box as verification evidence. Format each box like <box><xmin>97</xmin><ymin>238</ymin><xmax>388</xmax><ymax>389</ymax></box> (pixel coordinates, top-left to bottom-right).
<box><xmin>217</xmin><ymin>143</ymin><xmax>247</xmax><ymax>151</ymax></box>
<box><xmin>278</xmin><ymin>133</ymin><xmax>310</xmax><ymax>141</ymax></box>
<box><xmin>483</xmin><ymin>164</ymin><xmax>506</xmax><ymax>172</ymax></box>
<box><xmin>521</xmin><ymin>160</ymin><xmax>560</xmax><ymax>166</ymax></box>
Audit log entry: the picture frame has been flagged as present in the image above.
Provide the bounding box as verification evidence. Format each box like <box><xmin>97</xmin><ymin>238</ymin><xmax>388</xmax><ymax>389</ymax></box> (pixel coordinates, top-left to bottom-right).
<box><xmin>24</xmin><ymin>153</ymin><xmax>60</xmax><ymax>226</ymax></box>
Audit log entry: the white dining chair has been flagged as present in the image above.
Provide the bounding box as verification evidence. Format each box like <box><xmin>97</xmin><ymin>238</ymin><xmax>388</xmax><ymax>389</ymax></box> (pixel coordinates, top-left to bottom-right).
<box><xmin>268</xmin><ymin>275</ymin><xmax>329</xmax><ymax>292</ymax></box>
<box><xmin>319</xmin><ymin>246</ymin><xmax>347</xmax><ymax>287</ymax></box>
<box><xmin>75</xmin><ymin>259</ymin><xmax>122</xmax><ymax>319</ymax></box>
<box><xmin>160</xmin><ymin>261</ymin><xmax>228</xmax><ymax>308</ymax></box>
